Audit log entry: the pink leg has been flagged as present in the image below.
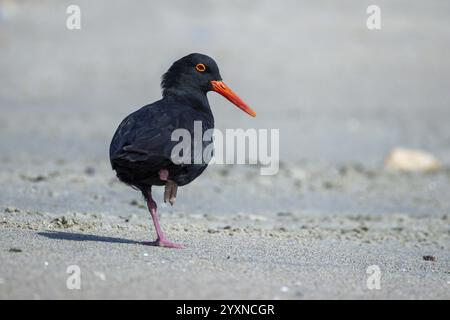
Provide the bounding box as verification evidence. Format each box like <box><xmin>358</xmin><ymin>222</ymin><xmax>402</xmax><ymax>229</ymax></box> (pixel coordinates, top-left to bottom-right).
<box><xmin>159</xmin><ymin>169</ymin><xmax>169</xmax><ymax>181</ymax></box>
<box><xmin>143</xmin><ymin>193</ymin><xmax>184</xmax><ymax>249</ymax></box>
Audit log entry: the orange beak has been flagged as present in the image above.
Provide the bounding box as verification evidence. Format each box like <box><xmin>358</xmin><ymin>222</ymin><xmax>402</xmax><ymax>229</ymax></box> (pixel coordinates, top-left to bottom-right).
<box><xmin>211</xmin><ymin>81</ymin><xmax>256</xmax><ymax>117</ymax></box>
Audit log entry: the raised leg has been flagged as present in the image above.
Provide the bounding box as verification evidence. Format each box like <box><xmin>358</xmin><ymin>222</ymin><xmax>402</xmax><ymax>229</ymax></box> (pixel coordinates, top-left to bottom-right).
<box><xmin>143</xmin><ymin>192</ymin><xmax>184</xmax><ymax>249</ymax></box>
<box><xmin>159</xmin><ymin>168</ymin><xmax>169</xmax><ymax>181</ymax></box>
<box><xmin>159</xmin><ymin>169</ymin><xmax>178</xmax><ymax>205</ymax></box>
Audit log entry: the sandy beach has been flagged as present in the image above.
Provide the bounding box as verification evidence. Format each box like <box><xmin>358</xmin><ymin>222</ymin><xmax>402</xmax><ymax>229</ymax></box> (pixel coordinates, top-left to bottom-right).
<box><xmin>1</xmin><ymin>0</ymin><xmax>449</xmax><ymax>299</ymax></box>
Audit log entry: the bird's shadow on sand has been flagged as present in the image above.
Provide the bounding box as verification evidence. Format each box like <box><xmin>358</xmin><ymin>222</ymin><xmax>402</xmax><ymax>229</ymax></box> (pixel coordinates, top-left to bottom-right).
<box><xmin>37</xmin><ymin>230</ymin><xmax>142</xmax><ymax>245</ymax></box>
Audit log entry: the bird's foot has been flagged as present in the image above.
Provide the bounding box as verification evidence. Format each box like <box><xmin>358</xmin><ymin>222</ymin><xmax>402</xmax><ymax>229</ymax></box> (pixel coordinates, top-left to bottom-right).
<box><xmin>158</xmin><ymin>169</ymin><xmax>177</xmax><ymax>205</ymax></box>
<box><xmin>143</xmin><ymin>238</ymin><xmax>184</xmax><ymax>249</ymax></box>
<box><xmin>159</xmin><ymin>169</ymin><xmax>169</xmax><ymax>181</ymax></box>
<box><xmin>164</xmin><ymin>180</ymin><xmax>178</xmax><ymax>205</ymax></box>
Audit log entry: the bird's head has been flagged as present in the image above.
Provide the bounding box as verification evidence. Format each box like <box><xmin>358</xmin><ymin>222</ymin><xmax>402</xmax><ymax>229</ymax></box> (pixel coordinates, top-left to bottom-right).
<box><xmin>161</xmin><ymin>53</ymin><xmax>256</xmax><ymax>117</ymax></box>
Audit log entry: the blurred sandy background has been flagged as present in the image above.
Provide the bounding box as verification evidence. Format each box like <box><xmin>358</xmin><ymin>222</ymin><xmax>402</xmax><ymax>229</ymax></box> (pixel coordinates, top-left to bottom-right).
<box><xmin>0</xmin><ymin>0</ymin><xmax>449</xmax><ymax>299</ymax></box>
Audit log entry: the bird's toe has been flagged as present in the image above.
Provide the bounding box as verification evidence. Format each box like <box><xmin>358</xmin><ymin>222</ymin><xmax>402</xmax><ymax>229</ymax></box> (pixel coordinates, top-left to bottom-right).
<box><xmin>143</xmin><ymin>239</ymin><xmax>184</xmax><ymax>249</ymax></box>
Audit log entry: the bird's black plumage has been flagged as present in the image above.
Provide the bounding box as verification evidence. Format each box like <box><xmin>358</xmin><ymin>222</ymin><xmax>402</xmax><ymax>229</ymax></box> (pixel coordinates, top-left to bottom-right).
<box><xmin>109</xmin><ymin>53</ymin><xmax>220</xmax><ymax>198</ymax></box>
<box><xmin>109</xmin><ymin>53</ymin><xmax>255</xmax><ymax>248</ymax></box>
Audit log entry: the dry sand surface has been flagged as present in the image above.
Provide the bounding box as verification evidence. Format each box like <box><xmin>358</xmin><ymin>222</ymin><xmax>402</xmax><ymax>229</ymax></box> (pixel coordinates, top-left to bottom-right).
<box><xmin>0</xmin><ymin>1</ymin><xmax>449</xmax><ymax>299</ymax></box>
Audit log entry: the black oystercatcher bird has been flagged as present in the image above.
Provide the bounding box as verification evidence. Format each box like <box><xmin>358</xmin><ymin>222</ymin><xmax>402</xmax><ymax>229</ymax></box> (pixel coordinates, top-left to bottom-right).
<box><xmin>109</xmin><ymin>53</ymin><xmax>256</xmax><ymax>248</ymax></box>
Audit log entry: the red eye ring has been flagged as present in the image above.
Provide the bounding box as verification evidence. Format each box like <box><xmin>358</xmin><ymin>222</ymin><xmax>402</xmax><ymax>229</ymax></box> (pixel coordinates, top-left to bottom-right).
<box><xmin>195</xmin><ymin>63</ymin><xmax>206</xmax><ymax>72</ymax></box>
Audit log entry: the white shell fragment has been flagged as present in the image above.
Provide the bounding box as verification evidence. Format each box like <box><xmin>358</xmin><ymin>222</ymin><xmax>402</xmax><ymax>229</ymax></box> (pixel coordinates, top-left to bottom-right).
<box><xmin>385</xmin><ymin>148</ymin><xmax>442</xmax><ymax>172</ymax></box>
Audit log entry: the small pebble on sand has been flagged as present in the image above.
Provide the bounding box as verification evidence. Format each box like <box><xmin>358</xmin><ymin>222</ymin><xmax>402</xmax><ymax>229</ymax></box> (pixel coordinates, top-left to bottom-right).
<box><xmin>84</xmin><ymin>167</ymin><xmax>96</xmax><ymax>176</ymax></box>
<box><xmin>423</xmin><ymin>255</ymin><xmax>436</xmax><ymax>262</ymax></box>
<box><xmin>5</xmin><ymin>207</ymin><xmax>20</xmax><ymax>213</ymax></box>
<box><xmin>248</xmin><ymin>214</ymin><xmax>267</xmax><ymax>222</ymax></box>
<box><xmin>280</xmin><ymin>286</ymin><xmax>289</xmax><ymax>293</ymax></box>
<box><xmin>94</xmin><ymin>271</ymin><xmax>106</xmax><ymax>281</ymax></box>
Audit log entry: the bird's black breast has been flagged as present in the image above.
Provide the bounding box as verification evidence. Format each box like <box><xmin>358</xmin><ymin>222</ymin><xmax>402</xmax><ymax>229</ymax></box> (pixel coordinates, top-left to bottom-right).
<box><xmin>109</xmin><ymin>100</ymin><xmax>214</xmax><ymax>188</ymax></box>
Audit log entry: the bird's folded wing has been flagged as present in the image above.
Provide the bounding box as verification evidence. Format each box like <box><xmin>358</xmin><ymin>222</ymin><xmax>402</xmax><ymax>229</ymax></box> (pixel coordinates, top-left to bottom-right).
<box><xmin>112</xmin><ymin>124</ymin><xmax>181</xmax><ymax>164</ymax></box>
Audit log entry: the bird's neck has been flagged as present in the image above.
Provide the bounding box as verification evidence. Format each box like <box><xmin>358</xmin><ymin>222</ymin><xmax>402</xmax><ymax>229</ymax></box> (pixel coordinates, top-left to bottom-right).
<box><xmin>163</xmin><ymin>87</ymin><xmax>213</xmax><ymax>117</ymax></box>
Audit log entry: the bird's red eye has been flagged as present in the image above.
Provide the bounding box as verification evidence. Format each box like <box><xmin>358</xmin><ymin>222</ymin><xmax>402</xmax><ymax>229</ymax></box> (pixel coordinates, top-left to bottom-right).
<box><xmin>195</xmin><ymin>63</ymin><xmax>206</xmax><ymax>72</ymax></box>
